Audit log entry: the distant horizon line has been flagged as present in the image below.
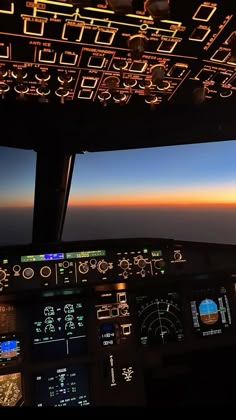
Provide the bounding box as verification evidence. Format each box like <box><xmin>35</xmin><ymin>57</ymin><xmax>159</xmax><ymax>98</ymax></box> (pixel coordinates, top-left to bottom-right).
<box><xmin>2</xmin><ymin>202</ymin><xmax>236</xmax><ymax>209</ymax></box>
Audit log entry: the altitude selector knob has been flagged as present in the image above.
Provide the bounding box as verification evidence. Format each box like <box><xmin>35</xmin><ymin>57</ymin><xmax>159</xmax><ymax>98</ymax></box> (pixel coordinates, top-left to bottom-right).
<box><xmin>97</xmin><ymin>260</ymin><xmax>109</xmax><ymax>273</ymax></box>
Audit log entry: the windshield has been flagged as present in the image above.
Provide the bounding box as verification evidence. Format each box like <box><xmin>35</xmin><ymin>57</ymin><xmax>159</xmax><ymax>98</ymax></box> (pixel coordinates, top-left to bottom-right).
<box><xmin>0</xmin><ymin>146</ymin><xmax>36</xmax><ymax>246</ymax></box>
<box><xmin>63</xmin><ymin>140</ymin><xmax>236</xmax><ymax>244</ymax></box>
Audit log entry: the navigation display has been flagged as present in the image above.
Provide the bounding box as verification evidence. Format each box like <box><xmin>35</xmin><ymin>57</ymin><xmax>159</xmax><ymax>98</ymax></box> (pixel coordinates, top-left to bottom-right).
<box><xmin>136</xmin><ymin>292</ymin><xmax>184</xmax><ymax>345</ymax></box>
<box><xmin>190</xmin><ymin>286</ymin><xmax>232</xmax><ymax>336</ymax></box>
<box><xmin>32</xmin><ymin>299</ymin><xmax>87</xmax><ymax>360</ymax></box>
<box><xmin>34</xmin><ymin>365</ymin><xmax>90</xmax><ymax>407</ymax></box>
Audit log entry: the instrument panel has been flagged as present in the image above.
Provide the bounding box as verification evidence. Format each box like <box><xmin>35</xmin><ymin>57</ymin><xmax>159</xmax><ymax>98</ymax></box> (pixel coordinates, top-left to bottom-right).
<box><xmin>1</xmin><ymin>237</ymin><xmax>236</xmax><ymax>406</ymax></box>
<box><xmin>1</xmin><ymin>0</ymin><xmax>236</xmax><ymax>108</ymax></box>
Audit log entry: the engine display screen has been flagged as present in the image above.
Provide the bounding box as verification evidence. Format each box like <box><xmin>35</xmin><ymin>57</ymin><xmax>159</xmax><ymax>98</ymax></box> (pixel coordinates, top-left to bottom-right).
<box><xmin>32</xmin><ymin>299</ymin><xmax>87</xmax><ymax>360</ymax></box>
<box><xmin>136</xmin><ymin>292</ymin><xmax>184</xmax><ymax>345</ymax></box>
<box><xmin>190</xmin><ymin>286</ymin><xmax>232</xmax><ymax>336</ymax></box>
<box><xmin>34</xmin><ymin>365</ymin><xmax>90</xmax><ymax>407</ymax></box>
<box><xmin>0</xmin><ymin>334</ymin><xmax>20</xmax><ymax>365</ymax></box>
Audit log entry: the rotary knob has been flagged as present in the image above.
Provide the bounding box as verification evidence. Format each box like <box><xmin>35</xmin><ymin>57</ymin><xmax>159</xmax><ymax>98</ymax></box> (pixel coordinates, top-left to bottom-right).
<box><xmin>97</xmin><ymin>260</ymin><xmax>109</xmax><ymax>273</ymax></box>
<box><xmin>145</xmin><ymin>0</ymin><xmax>170</xmax><ymax>19</ymax></box>
<box><xmin>22</xmin><ymin>267</ymin><xmax>34</xmax><ymax>279</ymax></box>
<box><xmin>0</xmin><ymin>66</ymin><xmax>7</xmax><ymax>78</ymax></box>
<box><xmin>138</xmin><ymin>258</ymin><xmax>147</xmax><ymax>269</ymax></box>
<box><xmin>120</xmin><ymin>305</ymin><xmax>129</xmax><ymax>316</ymax></box>
<box><xmin>12</xmin><ymin>68</ymin><xmax>27</xmax><ymax>79</ymax></box>
<box><xmin>174</xmin><ymin>251</ymin><xmax>182</xmax><ymax>261</ymax></box>
<box><xmin>107</xmin><ymin>0</ymin><xmax>133</xmax><ymax>14</ymax></box>
<box><xmin>128</xmin><ymin>34</ymin><xmax>147</xmax><ymax>60</ymax></box>
<box><xmin>40</xmin><ymin>266</ymin><xmax>52</xmax><ymax>278</ymax></box>
<box><xmin>58</xmin><ymin>73</ymin><xmax>73</xmax><ymax>84</ymax></box>
<box><xmin>119</xmin><ymin>259</ymin><xmax>130</xmax><ymax>270</ymax></box>
<box><xmin>36</xmin><ymin>86</ymin><xmax>50</xmax><ymax>96</ymax></box>
<box><xmin>35</xmin><ymin>71</ymin><xmax>50</xmax><ymax>82</ymax></box>
<box><xmin>55</xmin><ymin>87</ymin><xmax>69</xmax><ymax>97</ymax></box>
<box><xmin>78</xmin><ymin>263</ymin><xmax>89</xmax><ymax>274</ymax></box>
<box><xmin>0</xmin><ymin>270</ymin><xmax>6</xmax><ymax>281</ymax></box>
<box><xmin>154</xmin><ymin>260</ymin><xmax>166</xmax><ymax>269</ymax></box>
<box><xmin>151</xmin><ymin>64</ymin><xmax>165</xmax><ymax>86</ymax></box>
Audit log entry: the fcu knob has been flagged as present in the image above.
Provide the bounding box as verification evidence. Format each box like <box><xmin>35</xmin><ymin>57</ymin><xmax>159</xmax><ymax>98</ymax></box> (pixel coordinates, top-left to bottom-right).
<box><xmin>40</xmin><ymin>266</ymin><xmax>51</xmax><ymax>278</ymax></box>
<box><xmin>154</xmin><ymin>260</ymin><xmax>165</xmax><ymax>269</ymax></box>
<box><xmin>0</xmin><ymin>270</ymin><xmax>6</xmax><ymax>281</ymax></box>
<box><xmin>22</xmin><ymin>267</ymin><xmax>34</xmax><ymax>279</ymax></box>
<box><xmin>97</xmin><ymin>260</ymin><xmax>109</xmax><ymax>273</ymax></box>
<box><xmin>78</xmin><ymin>263</ymin><xmax>89</xmax><ymax>274</ymax></box>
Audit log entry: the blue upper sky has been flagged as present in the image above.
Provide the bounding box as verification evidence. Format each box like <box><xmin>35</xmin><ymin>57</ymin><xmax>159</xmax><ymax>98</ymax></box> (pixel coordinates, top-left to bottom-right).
<box><xmin>1</xmin><ymin>139</ymin><xmax>236</xmax><ymax>206</ymax></box>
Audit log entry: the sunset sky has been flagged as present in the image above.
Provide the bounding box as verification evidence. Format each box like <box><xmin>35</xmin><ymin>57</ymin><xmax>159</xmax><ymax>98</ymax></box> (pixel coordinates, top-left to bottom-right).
<box><xmin>69</xmin><ymin>140</ymin><xmax>236</xmax><ymax>207</ymax></box>
<box><xmin>1</xmin><ymin>140</ymin><xmax>236</xmax><ymax>245</ymax></box>
<box><xmin>1</xmin><ymin>140</ymin><xmax>236</xmax><ymax>208</ymax></box>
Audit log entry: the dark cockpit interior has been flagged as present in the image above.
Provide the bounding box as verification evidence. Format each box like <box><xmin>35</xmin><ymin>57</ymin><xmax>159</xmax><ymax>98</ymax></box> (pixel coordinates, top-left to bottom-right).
<box><xmin>1</xmin><ymin>0</ymin><xmax>236</xmax><ymax>407</ymax></box>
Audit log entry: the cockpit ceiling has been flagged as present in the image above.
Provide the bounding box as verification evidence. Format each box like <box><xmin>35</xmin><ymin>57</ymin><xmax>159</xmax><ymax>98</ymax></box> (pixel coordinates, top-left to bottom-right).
<box><xmin>1</xmin><ymin>1</ymin><xmax>236</xmax><ymax>152</ymax></box>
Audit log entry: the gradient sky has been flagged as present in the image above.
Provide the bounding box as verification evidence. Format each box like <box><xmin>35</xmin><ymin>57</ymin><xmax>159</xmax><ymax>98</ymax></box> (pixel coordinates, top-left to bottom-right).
<box><xmin>1</xmin><ymin>140</ymin><xmax>236</xmax><ymax>208</ymax></box>
<box><xmin>68</xmin><ymin>140</ymin><xmax>236</xmax><ymax>206</ymax></box>
<box><xmin>0</xmin><ymin>147</ymin><xmax>36</xmax><ymax>207</ymax></box>
<box><xmin>1</xmin><ymin>141</ymin><xmax>236</xmax><ymax>245</ymax></box>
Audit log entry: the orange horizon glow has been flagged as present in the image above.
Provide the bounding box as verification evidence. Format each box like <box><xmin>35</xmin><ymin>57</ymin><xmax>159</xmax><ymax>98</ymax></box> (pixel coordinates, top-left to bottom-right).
<box><xmin>1</xmin><ymin>186</ymin><xmax>236</xmax><ymax>208</ymax></box>
<box><xmin>68</xmin><ymin>201</ymin><xmax>236</xmax><ymax>208</ymax></box>
<box><xmin>1</xmin><ymin>201</ymin><xmax>236</xmax><ymax>208</ymax></box>
<box><xmin>68</xmin><ymin>187</ymin><xmax>236</xmax><ymax>207</ymax></box>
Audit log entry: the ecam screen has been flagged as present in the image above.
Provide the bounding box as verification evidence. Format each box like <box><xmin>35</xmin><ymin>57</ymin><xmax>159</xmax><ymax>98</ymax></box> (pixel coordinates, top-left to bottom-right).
<box><xmin>32</xmin><ymin>299</ymin><xmax>87</xmax><ymax>360</ymax></box>
<box><xmin>34</xmin><ymin>365</ymin><xmax>90</xmax><ymax>406</ymax></box>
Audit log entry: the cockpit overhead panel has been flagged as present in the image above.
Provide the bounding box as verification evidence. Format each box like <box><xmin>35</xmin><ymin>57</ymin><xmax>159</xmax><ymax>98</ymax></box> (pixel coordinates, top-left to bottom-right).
<box><xmin>0</xmin><ymin>0</ymin><xmax>236</xmax><ymax>108</ymax></box>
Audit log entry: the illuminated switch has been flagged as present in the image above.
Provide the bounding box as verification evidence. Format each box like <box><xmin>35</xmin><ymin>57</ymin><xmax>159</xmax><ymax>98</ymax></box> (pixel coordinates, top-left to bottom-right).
<box><xmin>117</xmin><ymin>292</ymin><xmax>127</xmax><ymax>303</ymax></box>
<box><xmin>62</xmin><ymin>22</ymin><xmax>84</xmax><ymax>42</ymax></box>
<box><xmin>78</xmin><ymin>89</ymin><xmax>93</xmax><ymax>100</ymax></box>
<box><xmin>81</xmin><ymin>77</ymin><xmax>98</xmax><ymax>88</ymax></box>
<box><xmin>189</xmin><ymin>26</ymin><xmax>211</xmax><ymax>42</ymax></box>
<box><xmin>111</xmin><ymin>308</ymin><xmax>119</xmax><ymax>317</ymax></box>
<box><xmin>157</xmin><ymin>39</ymin><xmax>178</xmax><ymax>53</ymax></box>
<box><xmin>192</xmin><ymin>4</ymin><xmax>216</xmax><ymax>21</ymax></box>
<box><xmin>225</xmin><ymin>32</ymin><xmax>236</xmax><ymax>49</ymax></box>
<box><xmin>167</xmin><ymin>63</ymin><xmax>188</xmax><ymax>78</ymax></box>
<box><xmin>97</xmin><ymin>309</ymin><xmax>110</xmax><ymax>320</ymax></box>
<box><xmin>121</xmin><ymin>324</ymin><xmax>131</xmax><ymax>335</ymax></box>
<box><xmin>212</xmin><ymin>72</ymin><xmax>230</xmax><ymax>86</ymax></box>
<box><xmin>39</xmin><ymin>49</ymin><xmax>57</xmax><ymax>64</ymax></box>
<box><xmin>195</xmin><ymin>69</ymin><xmax>214</xmax><ymax>82</ymax></box>
<box><xmin>95</xmin><ymin>29</ymin><xmax>116</xmax><ymax>45</ymax></box>
<box><xmin>227</xmin><ymin>54</ymin><xmax>236</xmax><ymax>66</ymax></box>
<box><xmin>88</xmin><ymin>56</ymin><xmax>106</xmax><ymax>69</ymax></box>
<box><xmin>0</xmin><ymin>44</ymin><xmax>9</xmax><ymax>59</ymax></box>
<box><xmin>129</xmin><ymin>61</ymin><xmax>147</xmax><ymax>73</ymax></box>
<box><xmin>23</xmin><ymin>18</ymin><xmax>46</xmax><ymax>36</ymax></box>
<box><xmin>59</xmin><ymin>51</ymin><xmax>78</xmax><ymax>66</ymax></box>
<box><xmin>229</xmin><ymin>76</ymin><xmax>236</xmax><ymax>88</ymax></box>
<box><xmin>211</xmin><ymin>49</ymin><xmax>231</xmax><ymax>63</ymax></box>
<box><xmin>0</xmin><ymin>0</ymin><xmax>14</xmax><ymax>14</ymax></box>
